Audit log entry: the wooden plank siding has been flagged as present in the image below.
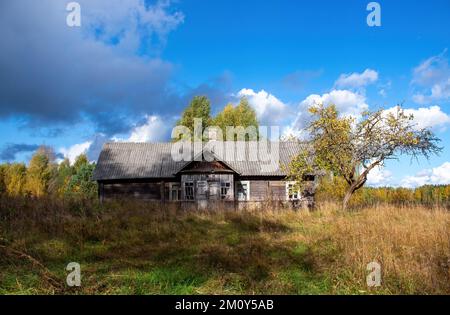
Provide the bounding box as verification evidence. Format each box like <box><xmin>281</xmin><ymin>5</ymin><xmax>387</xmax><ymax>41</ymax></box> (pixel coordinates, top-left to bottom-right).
<box><xmin>245</xmin><ymin>180</ymin><xmax>287</xmax><ymax>202</ymax></box>
<box><xmin>98</xmin><ymin>177</ymin><xmax>312</xmax><ymax>206</ymax></box>
<box><xmin>101</xmin><ymin>182</ymin><xmax>162</xmax><ymax>200</ymax></box>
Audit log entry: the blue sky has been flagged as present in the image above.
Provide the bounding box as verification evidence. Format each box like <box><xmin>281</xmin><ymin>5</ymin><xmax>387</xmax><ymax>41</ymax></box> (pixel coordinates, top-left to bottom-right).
<box><xmin>0</xmin><ymin>0</ymin><xmax>449</xmax><ymax>187</ymax></box>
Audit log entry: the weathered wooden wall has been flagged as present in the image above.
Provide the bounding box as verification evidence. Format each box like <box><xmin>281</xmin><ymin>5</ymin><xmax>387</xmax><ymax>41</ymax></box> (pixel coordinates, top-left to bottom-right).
<box><xmin>244</xmin><ymin>180</ymin><xmax>286</xmax><ymax>201</ymax></box>
<box><xmin>98</xmin><ymin>176</ymin><xmax>316</xmax><ymax>209</ymax></box>
<box><xmin>100</xmin><ymin>181</ymin><xmax>163</xmax><ymax>200</ymax></box>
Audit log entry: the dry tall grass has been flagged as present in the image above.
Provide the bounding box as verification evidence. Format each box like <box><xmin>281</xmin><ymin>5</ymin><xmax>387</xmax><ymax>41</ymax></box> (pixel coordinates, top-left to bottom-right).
<box><xmin>0</xmin><ymin>196</ymin><xmax>449</xmax><ymax>294</ymax></box>
<box><xmin>300</xmin><ymin>203</ymin><xmax>450</xmax><ymax>294</ymax></box>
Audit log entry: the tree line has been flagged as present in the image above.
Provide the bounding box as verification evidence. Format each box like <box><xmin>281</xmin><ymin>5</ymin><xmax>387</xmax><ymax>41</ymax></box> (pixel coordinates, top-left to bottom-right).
<box><xmin>0</xmin><ymin>95</ymin><xmax>258</xmax><ymax>200</ymax></box>
<box><xmin>0</xmin><ymin>146</ymin><xmax>97</xmax><ymax>199</ymax></box>
<box><xmin>1</xmin><ymin>96</ymin><xmax>446</xmax><ymax>209</ymax></box>
<box><xmin>316</xmin><ymin>175</ymin><xmax>450</xmax><ymax>207</ymax></box>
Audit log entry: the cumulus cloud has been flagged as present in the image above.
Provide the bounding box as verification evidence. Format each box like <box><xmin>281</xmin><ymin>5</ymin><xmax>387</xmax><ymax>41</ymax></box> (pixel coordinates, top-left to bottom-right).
<box><xmin>126</xmin><ymin>115</ymin><xmax>173</xmax><ymax>142</ymax></box>
<box><xmin>384</xmin><ymin>105</ymin><xmax>450</xmax><ymax>131</ymax></box>
<box><xmin>57</xmin><ymin>113</ymin><xmax>176</xmax><ymax>163</ymax></box>
<box><xmin>366</xmin><ymin>165</ymin><xmax>393</xmax><ymax>187</ymax></box>
<box><xmin>0</xmin><ymin>0</ymin><xmax>184</xmax><ymax>135</ymax></box>
<box><xmin>237</xmin><ymin>89</ymin><xmax>290</xmax><ymax>125</ymax></box>
<box><xmin>411</xmin><ymin>50</ymin><xmax>450</xmax><ymax>104</ymax></box>
<box><xmin>59</xmin><ymin>141</ymin><xmax>92</xmax><ymax>164</ymax></box>
<box><xmin>290</xmin><ymin>89</ymin><xmax>369</xmax><ymax>132</ymax></box>
<box><xmin>401</xmin><ymin>162</ymin><xmax>450</xmax><ymax>188</ymax></box>
<box><xmin>335</xmin><ymin>69</ymin><xmax>378</xmax><ymax>89</ymax></box>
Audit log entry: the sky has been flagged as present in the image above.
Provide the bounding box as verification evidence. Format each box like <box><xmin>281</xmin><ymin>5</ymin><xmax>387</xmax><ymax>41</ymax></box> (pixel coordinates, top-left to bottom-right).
<box><xmin>0</xmin><ymin>0</ymin><xmax>449</xmax><ymax>187</ymax></box>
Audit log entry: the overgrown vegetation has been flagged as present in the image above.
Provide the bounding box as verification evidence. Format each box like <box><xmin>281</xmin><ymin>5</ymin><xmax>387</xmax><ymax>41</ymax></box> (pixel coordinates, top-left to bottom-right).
<box><xmin>0</xmin><ymin>148</ymin><xmax>97</xmax><ymax>200</ymax></box>
<box><xmin>288</xmin><ymin>104</ymin><xmax>441</xmax><ymax>209</ymax></box>
<box><xmin>1</xmin><ymin>196</ymin><xmax>449</xmax><ymax>295</ymax></box>
<box><xmin>317</xmin><ymin>176</ymin><xmax>450</xmax><ymax>208</ymax></box>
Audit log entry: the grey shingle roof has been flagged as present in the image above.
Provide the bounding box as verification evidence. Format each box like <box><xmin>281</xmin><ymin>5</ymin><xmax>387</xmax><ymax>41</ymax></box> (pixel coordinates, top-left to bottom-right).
<box><xmin>93</xmin><ymin>141</ymin><xmax>308</xmax><ymax>180</ymax></box>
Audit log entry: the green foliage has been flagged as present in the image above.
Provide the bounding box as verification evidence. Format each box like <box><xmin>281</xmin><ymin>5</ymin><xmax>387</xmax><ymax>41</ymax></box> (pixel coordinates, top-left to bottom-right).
<box><xmin>213</xmin><ymin>97</ymin><xmax>259</xmax><ymax>140</ymax></box>
<box><xmin>49</xmin><ymin>158</ymin><xmax>73</xmax><ymax>196</ymax></box>
<box><xmin>1</xmin><ymin>198</ymin><xmax>449</xmax><ymax>294</ymax></box>
<box><xmin>73</xmin><ymin>154</ymin><xmax>89</xmax><ymax>172</ymax></box>
<box><xmin>288</xmin><ymin>104</ymin><xmax>441</xmax><ymax>209</ymax></box>
<box><xmin>0</xmin><ymin>148</ymin><xmax>97</xmax><ymax>199</ymax></box>
<box><xmin>66</xmin><ymin>162</ymin><xmax>97</xmax><ymax>198</ymax></box>
<box><xmin>174</xmin><ymin>96</ymin><xmax>259</xmax><ymax>141</ymax></box>
<box><xmin>175</xmin><ymin>96</ymin><xmax>212</xmax><ymax>141</ymax></box>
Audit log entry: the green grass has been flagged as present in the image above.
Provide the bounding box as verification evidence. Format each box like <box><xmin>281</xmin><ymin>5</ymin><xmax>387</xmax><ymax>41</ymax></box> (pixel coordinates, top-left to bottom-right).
<box><xmin>1</xmin><ymin>199</ymin><xmax>449</xmax><ymax>294</ymax></box>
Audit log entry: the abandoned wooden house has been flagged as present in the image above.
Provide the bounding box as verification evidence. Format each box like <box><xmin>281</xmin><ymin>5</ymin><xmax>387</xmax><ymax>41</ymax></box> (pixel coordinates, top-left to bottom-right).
<box><xmin>93</xmin><ymin>141</ymin><xmax>317</xmax><ymax>209</ymax></box>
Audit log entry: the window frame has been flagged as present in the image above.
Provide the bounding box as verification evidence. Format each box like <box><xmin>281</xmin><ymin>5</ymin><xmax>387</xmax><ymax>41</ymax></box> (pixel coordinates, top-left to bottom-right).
<box><xmin>184</xmin><ymin>181</ymin><xmax>195</xmax><ymax>201</ymax></box>
<box><xmin>169</xmin><ymin>183</ymin><xmax>181</xmax><ymax>201</ymax></box>
<box><xmin>220</xmin><ymin>181</ymin><xmax>231</xmax><ymax>200</ymax></box>
<box><xmin>236</xmin><ymin>180</ymin><xmax>250</xmax><ymax>201</ymax></box>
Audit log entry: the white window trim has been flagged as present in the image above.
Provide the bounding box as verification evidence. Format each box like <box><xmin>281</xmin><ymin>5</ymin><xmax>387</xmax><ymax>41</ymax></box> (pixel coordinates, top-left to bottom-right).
<box><xmin>286</xmin><ymin>181</ymin><xmax>300</xmax><ymax>201</ymax></box>
<box><xmin>236</xmin><ymin>180</ymin><xmax>250</xmax><ymax>201</ymax></box>
<box><xmin>169</xmin><ymin>183</ymin><xmax>181</xmax><ymax>201</ymax></box>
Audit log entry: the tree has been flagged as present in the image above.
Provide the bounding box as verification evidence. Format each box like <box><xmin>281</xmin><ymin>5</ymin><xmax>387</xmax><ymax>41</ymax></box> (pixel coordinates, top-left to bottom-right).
<box><xmin>175</xmin><ymin>96</ymin><xmax>212</xmax><ymax>141</ymax></box>
<box><xmin>4</xmin><ymin>163</ymin><xmax>27</xmax><ymax>196</ymax></box>
<box><xmin>0</xmin><ymin>164</ymin><xmax>6</xmax><ymax>194</ymax></box>
<box><xmin>288</xmin><ymin>104</ymin><xmax>441</xmax><ymax>209</ymax></box>
<box><xmin>25</xmin><ymin>146</ymin><xmax>56</xmax><ymax>197</ymax></box>
<box><xmin>213</xmin><ymin>97</ymin><xmax>259</xmax><ymax>140</ymax></box>
<box><xmin>73</xmin><ymin>154</ymin><xmax>89</xmax><ymax>172</ymax></box>
<box><xmin>48</xmin><ymin>158</ymin><xmax>73</xmax><ymax>196</ymax></box>
<box><xmin>66</xmin><ymin>162</ymin><xmax>97</xmax><ymax>198</ymax></box>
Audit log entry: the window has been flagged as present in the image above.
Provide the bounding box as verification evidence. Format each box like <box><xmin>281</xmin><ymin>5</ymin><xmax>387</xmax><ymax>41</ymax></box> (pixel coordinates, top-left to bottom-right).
<box><xmin>197</xmin><ymin>181</ymin><xmax>208</xmax><ymax>199</ymax></box>
<box><xmin>170</xmin><ymin>183</ymin><xmax>181</xmax><ymax>201</ymax></box>
<box><xmin>236</xmin><ymin>181</ymin><xmax>250</xmax><ymax>201</ymax></box>
<box><xmin>184</xmin><ymin>182</ymin><xmax>194</xmax><ymax>200</ymax></box>
<box><xmin>220</xmin><ymin>182</ymin><xmax>231</xmax><ymax>200</ymax></box>
<box><xmin>286</xmin><ymin>182</ymin><xmax>300</xmax><ymax>200</ymax></box>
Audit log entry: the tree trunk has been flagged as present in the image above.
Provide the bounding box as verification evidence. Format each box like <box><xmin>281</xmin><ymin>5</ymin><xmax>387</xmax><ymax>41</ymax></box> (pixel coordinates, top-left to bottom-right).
<box><xmin>342</xmin><ymin>189</ymin><xmax>353</xmax><ymax>210</ymax></box>
<box><xmin>342</xmin><ymin>178</ymin><xmax>366</xmax><ymax>210</ymax></box>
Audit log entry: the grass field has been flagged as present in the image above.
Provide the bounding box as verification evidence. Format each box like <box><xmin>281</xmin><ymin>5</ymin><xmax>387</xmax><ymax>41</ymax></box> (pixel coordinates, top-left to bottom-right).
<box><xmin>1</xmin><ymin>198</ymin><xmax>449</xmax><ymax>295</ymax></box>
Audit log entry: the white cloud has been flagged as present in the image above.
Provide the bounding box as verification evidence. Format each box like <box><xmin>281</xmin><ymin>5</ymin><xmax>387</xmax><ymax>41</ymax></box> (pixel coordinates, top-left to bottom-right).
<box><xmin>81</xmin><ymin>0</ymin><xmax>184</xmax><ymax>54</ymax></box>
<box><xmin>59</xmin><ymin>141</ymin><xmax>92</xmax><ymax>164</ymax></box>
<box><xmin>237</xmin><ymin>89</ymin><xmax>290</xmax><ymax>126</ymax></box>
<box><xmin>384</xmin><ymin>105</ymin><xmax>450</xmax><ymax>131</ymax></box>
<box><xmin>335</xmin><ymin>69</ymin><xmax>378</xmax><ymax>89</ymax></box>
<box><xmin>123</xmin><ymin>115</ymin><xmax>171</xmax><ymax>142</ymax></box>
<box><xmin>58</xmin><ymin>115</ymin><xmax>171</xmax><ymax>164</ymax></box>
<box><xmin>290</xmin><ymin>89</ymin><xmax>369</xmax><ymax>132</ymax></box>
<box><xmin>366</xmin><ymin>165</ymin><xmax>393</xmax><ymax>187</ymax></box>
<box><xmin>401</xmin><ymin>162</ymin><xmax>450</xmax><ymax>188</ymax></box>
<box><xmin>411</xmin><ymin>50</ymin><xmax>450</xmax><ymax>104</ymax></box>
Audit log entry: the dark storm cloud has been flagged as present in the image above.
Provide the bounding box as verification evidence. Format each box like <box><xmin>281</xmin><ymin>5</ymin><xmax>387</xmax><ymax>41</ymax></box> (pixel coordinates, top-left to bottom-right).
<box><xmin>0</xmin><ymin>1</ymin><xmax>184</xmax><ymax>136</ymax></box>
<box><xmin>0</xmin><ymin>144</ymin><xmax>40</xmax><ymax>161</ymax></box>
